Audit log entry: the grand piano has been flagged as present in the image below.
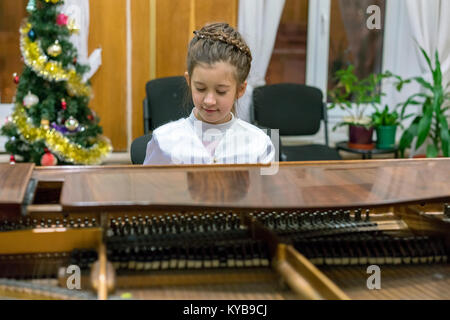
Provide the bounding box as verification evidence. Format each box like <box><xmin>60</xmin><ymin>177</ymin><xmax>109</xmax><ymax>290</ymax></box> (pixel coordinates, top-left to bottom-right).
<box><xmin>0</xmin><ymin>159</ymin><xmax>449</xmax><ymax>300</ymax></box>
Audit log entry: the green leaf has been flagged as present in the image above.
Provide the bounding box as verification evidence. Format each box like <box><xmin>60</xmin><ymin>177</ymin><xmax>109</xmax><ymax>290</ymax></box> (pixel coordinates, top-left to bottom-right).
<box><xmin>416</xmin><ymin>104</ymin><xmax>433</xmax><ymax>149</ymax></box>
<box><xmin>413</xmin><ymin>76</ymin><xmax>433</xmax><ymax>91</ymax></box>
<box><xmin>397</xmin><ymin>93</ymin><xmax>427</xmax><ymax>119</ymax></box>
<box><xmin>419</xmin><ymin>46</ymin><xmax>433</xmax><ymax>73</ymax></box>
<box><xmin>434</xmin><ymin>50</ymin><xmax>442</xmax><ymax>86</ymax></box>
<box><xmin>438</xmin><ymin>114</ymin><xmax>450</xmax><ymax>157</ymax></box>
<box><xmin>399</xmin><ymin>116</ymin><xmax>420</xmax><ymax>157</ymax></box>
<box><xmin>426</xmin><ymin>144</ymin><xmax>438</xmax><ymax>158</ymax></box>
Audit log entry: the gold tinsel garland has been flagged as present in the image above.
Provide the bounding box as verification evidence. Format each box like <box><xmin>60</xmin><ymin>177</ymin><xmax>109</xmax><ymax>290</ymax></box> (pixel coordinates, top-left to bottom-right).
<box><xmin>11</xmin><ymin>105</ymin><xmax>112</xmax><ymax>165</ymax></box>
<box><xmin>20</xmin><ymin>21</ymin><xmax>91</xmax><ymax>97</ymax></box>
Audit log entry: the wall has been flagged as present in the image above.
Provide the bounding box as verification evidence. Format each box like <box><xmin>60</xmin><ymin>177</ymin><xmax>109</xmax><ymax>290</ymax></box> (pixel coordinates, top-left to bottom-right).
<box><xmin>90</xmin><ymin>0</ymin><xmax>237</xmax><ymax>151</ymax></box>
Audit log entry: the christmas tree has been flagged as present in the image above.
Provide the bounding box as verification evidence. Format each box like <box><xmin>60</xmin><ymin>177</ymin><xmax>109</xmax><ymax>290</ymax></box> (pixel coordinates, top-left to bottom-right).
<box><xmin>1</xmin><ymin>0</ymin><xmax>112</xmax><ymax>166</ymax></box>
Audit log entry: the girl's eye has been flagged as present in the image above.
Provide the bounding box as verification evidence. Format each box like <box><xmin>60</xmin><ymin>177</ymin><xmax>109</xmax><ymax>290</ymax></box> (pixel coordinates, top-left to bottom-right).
<box><xmin>196</xmin><ymin>88</ymin><xmax>206</xmax><ymax>92</ymax></box>
<box><xmin>217</xmin><ymin>91</ymin><xmax>227</xmax><ymax>95</ymax></box>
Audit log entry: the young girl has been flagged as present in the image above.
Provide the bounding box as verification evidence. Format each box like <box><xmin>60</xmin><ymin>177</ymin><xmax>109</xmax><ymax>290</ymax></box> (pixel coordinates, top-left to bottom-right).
<box><xmin>143</xmin><ymin>22</ymin><xmax>275</xmax><ymax>165</ymax></box>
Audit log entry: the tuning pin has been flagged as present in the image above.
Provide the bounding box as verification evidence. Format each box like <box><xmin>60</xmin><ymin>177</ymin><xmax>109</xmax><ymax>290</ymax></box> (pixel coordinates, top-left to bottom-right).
<box><xmin>444</xmin><ymin>203</ymin><xmax>450</xmax><ymax>218</ymax></box>
<box><xmin>365</xmin><ymin>209</ymin><xmax>370</xmax><ymax>221</ymax></box>
<box><xmin>343</xmin><ymin>210</ymin><xmax>350</xmax><ymax>220</ymax></box>
<box><xmin>354</xmin><ymin>209</ymin><xmax>362</xmax><ymax>221</ymax></box>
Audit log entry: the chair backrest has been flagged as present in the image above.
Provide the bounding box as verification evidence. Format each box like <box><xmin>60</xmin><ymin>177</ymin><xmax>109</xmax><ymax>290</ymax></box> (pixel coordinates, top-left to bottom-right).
<box><xmin>130</xmin><ymin>134</ymin><xmax>153</xmax><ymax>164</ymax></box>
<box><xmin>252</xmin><ymin>83</ymin><xmax>329</xmax><ymax>142</ymax></box>
<box><xmin>144</xmin><ymin>76</ymin><xmax>194</xmax><ymax>133</ymax></box>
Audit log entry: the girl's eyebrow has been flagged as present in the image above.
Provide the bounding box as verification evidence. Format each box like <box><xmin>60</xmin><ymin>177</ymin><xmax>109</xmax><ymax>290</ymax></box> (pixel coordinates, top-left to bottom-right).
<box><xmin>193</xmin><ymin>81</ymin><xmax>230</xmax><ymax>88</ymax></box>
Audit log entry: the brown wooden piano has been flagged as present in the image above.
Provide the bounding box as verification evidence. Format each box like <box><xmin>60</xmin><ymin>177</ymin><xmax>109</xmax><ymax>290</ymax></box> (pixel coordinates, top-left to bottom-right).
<box><xmin>0</xmin><ymin>159</ymin><xmax>449</xmax><ymax>300</ymax></box>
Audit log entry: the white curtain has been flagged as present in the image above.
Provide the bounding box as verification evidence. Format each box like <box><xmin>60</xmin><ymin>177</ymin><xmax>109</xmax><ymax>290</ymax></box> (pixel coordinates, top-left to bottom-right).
<box><xmin>406</xmin><ymin>0</ymin><xmax>450</xmax><ymax>156</ymax></box>
<box><xmin>237</xmin><ymin>0</ymin><xmax>285</xmax><ymax>122</ymax></box>
<box><xmin>382</xmin><ymin>0</ymin><xmax>422</xmax><ymax>112</ymax></box>
<box><xmin>60</xmin><ymin>0</ymin><xmax>102</xmax><ymax>82</ymax></box>
<box><xmin>406</xmin><ymin>0</ymin><xmax>450</xmax><ymax>86</ymax></box>
<box><xmin>382</xmin><ymin>0</ymin><xmax>450</xmax><ymax>156</ymax></box>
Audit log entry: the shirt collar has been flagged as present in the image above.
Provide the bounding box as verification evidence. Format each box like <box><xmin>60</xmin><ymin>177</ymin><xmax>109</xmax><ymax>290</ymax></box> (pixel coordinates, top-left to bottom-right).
<box><xmin>188</xmin><ymin>109</ymin><xmax>236</xmax><ymax>131</ymax></box>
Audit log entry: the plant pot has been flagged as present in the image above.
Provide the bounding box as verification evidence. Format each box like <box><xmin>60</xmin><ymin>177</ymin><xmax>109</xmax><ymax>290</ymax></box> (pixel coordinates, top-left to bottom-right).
<box><xmin>348</xmin><ymin>125</ymin><xmax>374</xmax><ymax>150</ymax></box>
<box><xmin>413</xmin><ymin>154</ymin><xmax>444</xmax><ymax>158</ymax></box>
<box><xmin>376</xmin><ymin>125</ymin><xmax>397</xmax><ymax>149</ymax></box>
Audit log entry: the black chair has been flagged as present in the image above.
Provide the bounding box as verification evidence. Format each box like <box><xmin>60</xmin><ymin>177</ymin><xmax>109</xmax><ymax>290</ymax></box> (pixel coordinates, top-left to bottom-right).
<box><xmin>252</xmin><ymin>83</ymin><xmax>341</xmax><ymax>161</ymax></box>
<box><xmin>131</xmin><ymin>134</ymin><xmax>152</xmax><ymax>164</ymax></box>
<box><xmin>143</xmin><ymin>76</ymin><xmax>194</xmax><ymax>133</ymax></box>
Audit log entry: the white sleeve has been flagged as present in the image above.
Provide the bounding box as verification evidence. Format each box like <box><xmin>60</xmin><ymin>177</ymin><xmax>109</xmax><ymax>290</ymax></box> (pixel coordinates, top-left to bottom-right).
<box><xmin>143</xmin><ymin>134</ymin><xmax>171</xmax><ymax>165</ymax></box>
<box><xmin>258</xmin><ymin>135</ymin><xmax>276</xmax><ymax>164</ymax></box>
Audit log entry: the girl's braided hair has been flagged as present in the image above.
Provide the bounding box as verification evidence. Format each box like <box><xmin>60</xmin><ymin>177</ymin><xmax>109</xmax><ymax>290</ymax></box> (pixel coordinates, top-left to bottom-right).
<box><xmin>187</xmin><ymin>22</ymin><xmax>252</xmax><ymax>85</ymax></box>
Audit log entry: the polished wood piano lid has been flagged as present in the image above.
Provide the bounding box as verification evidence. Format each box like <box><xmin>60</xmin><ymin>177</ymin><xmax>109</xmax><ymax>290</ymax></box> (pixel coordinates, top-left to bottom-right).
<box><xmin>60</xmin><ymin>159</ymin><xmax>450</xmax><ymax>211</ymax></box>
<box><xmin>0</xmin><ymin>163</ymin><xmax>35</xmax><ymax>215</ymax></box>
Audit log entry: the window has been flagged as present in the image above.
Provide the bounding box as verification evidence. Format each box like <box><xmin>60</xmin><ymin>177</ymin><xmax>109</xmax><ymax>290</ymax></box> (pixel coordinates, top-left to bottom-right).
<box><xmin>327</xmin><ymin>0</ymin><xmax>385</xmax><ymax>93</ymax></box>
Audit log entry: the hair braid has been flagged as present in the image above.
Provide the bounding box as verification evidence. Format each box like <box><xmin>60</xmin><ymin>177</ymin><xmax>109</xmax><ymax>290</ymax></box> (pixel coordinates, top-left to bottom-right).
<box><xmin>193</xmin><ymin>30</ymin><xmax>252</xmax><ymax>61</ymax></box>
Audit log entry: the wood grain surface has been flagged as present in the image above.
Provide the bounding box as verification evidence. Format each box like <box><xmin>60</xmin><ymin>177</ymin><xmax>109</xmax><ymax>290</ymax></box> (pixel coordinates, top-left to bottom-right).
<box><xmin>56</xmin><ymin>159</ymin><xmax>450</xmax><ymax>211</ymax></box>
<box><xmin>0</xmin><ymin>163</ymin><xmax>34</xmax><ymax>209</ymax></box>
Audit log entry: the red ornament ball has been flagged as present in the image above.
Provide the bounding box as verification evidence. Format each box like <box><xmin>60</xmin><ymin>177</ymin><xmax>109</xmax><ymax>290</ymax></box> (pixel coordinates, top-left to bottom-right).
<box><xmin>10</xmin><ymin>155</ymin><xmax>16</xmax><ymax>165</ymax></box>
<box><xmin>87</xmin><ymin>114</ymin><xmax>94</xmax><ymax>121</ymax></box>
<box><xmin>41</xmin><ymin>151</ymin><xmax>58</xmax><ymax>166</ymax></box>
<box><xmin>56</xmin><ymin>13</ymin><xmax>69</xmax><ymax>26</ymax></box>
<box><xmin>13</xmin><ymin>73</ymin><xmax>20</xmax><ymax>84</ymax></box>
<box><xmin>61</xmin><ymin>99</ymin><xmax>67</xmax><ymax>110</ymax></box>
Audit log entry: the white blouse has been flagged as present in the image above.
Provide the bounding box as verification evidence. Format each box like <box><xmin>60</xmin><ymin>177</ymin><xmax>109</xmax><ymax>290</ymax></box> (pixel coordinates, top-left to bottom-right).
<box><xmin>143</xmin><ymin>111</ymin><xmax>275</xmax><ymax>165</ymax></box>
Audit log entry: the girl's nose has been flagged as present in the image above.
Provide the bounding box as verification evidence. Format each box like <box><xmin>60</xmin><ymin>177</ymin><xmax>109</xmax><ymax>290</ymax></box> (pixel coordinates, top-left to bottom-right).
<box><xmin>204</xmin><ymin>92</ymin><xmax>216</xmax><ymax>106</ymax></box>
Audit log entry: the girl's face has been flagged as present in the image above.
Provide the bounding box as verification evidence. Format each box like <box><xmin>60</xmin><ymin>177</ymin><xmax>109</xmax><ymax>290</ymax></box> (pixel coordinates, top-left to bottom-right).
<box><xmin>185</xmin><ymin>61</ymin><xmax>247</xmax><ymax>124</ymax></box>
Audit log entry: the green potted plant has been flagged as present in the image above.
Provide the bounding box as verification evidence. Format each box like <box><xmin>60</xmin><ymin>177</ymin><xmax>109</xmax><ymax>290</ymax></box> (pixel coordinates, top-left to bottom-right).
<box><xmin>395</xmin><ymin>47</ymin><xmax>450</xmax><ymax>158</ymax></box>
<box><xmin>371</xmin><ymin>105</ymin><xmax>403</xmax><ymax>149</ymax></box>
<box><xmin>328</xmin><ymin>65</ymin><xmax>392</xmax><ymax>150</ymax></box>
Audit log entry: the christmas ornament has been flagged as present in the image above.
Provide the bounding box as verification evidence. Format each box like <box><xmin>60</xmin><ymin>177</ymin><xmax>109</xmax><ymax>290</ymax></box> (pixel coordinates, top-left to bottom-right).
<box><xmin>12</xmin><ymin>105</ymin><xmax>112</xmax><ymax>165</ymax></box>
<box><xmin>51</xmin><ymin>123</ymin><xmax>69</xmax><ymax>134</ymax></box>
<box><xmin>73</xmin><ymin>57</ymin><xmax>77</xmax><ymax>64</ymax></box>
<box><xmin>87</xmin><ymin>114</ymin><xmax>94</xmax><ymax>121</ymax></box>
<box><xmin>41</xmin><ymin>119</ymin><xmax>50</xmax><ymax>130</ymax></box>
<box><xmin>13</xmin><ymin>73</ymin><xmax>20</xmax><ymax>84</ymax></box>
<box><xmin>61</xmin><ymin>99</ymin><xmax>67</xmax><ymax>110</ymax></box>
<box><xmin>47</xmin><ymin>40</ymin><xmax>62</xmax><ymax>57</ymax></box>
<box><xmin>26</xmin><ymin>0</ymin><xmax>36</xmax><ymax>13</ymax></box>
<box><xmin>20</xmin><ymin>23</ymin><xmax>91</xmax><ymax>97</ymax></box>
<box><xmin>67</xmin><ymin>86</ymin><xmax>76</xmax><ymax>97</ymax></box>
<box><xmin>41</xmin><ymin>150</ymin><xmax>57</xmax><ymax>166</ymax></box>
<box><xmin>27</xmin><ymin>29</ymin><xmax>36</xmax><ymax>41</ymax></box>
<box><xmin>10</xmin><ymin>155</ymin><xmax>16</xmax><ymax>165</ymax></box>
<box><xmin>44</xmin><ymin>0</ymin><xmax>60</xmax><ymax>3</ymax></box>
<box><xmin>56</xmin><ymin>13</ymin><xmax>68</xmax><ymax>26</ymax></box>
<box><xmin>65</xmin><ymin>116</ymin><xmax>79</xmax><ymax>131</ymax></box>
<box><xmin>67</xmin><ymin>18</ymin><xmax>80</xmax><ymax>34</ymax></box>
<box><xmin>23</xmin><ymin>91</ymin><xmax>39</xmax><ymax>108</ymax></box>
